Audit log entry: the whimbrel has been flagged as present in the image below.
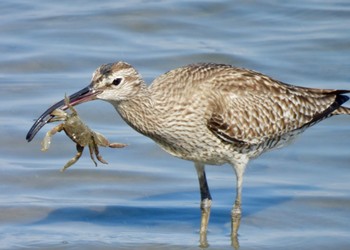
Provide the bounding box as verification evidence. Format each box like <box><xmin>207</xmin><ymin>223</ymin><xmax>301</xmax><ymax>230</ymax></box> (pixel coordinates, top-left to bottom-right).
<box><xmin>27</xmin><ymin>62</ymin><xmax>350</xmax><ymax>246</ymax></box>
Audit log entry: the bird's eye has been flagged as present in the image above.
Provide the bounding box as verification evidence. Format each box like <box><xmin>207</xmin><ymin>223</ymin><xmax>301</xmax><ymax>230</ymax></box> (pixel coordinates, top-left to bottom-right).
<box><xmin>112</xmin><ymin>78</ymin><xmax>122</xmax><ymax>86</ymax></box>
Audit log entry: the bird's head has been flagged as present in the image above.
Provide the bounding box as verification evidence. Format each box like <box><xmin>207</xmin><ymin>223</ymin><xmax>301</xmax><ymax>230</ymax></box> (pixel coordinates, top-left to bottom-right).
<box><xmin>26</xmin><ymin>61</ymin><xmax>143</xmax><ymax>142</ymax></box>
<box><xmin>91</xmin><ymin>61</ymin><xmax>144</xmax><ymax>102</ymax></box>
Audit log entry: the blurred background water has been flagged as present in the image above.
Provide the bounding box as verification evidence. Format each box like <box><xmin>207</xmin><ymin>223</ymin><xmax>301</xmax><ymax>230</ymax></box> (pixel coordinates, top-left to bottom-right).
<box><xmin>1</xmin><ymin>1</ymin><xmax>350</xmax><ymax>249</ymax></box>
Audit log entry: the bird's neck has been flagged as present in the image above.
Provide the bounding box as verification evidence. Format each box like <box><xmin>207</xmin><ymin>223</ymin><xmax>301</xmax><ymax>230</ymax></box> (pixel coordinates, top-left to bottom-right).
<box><xmin>112</xmin><ymin>86</ymin><xmax>160</xmax><ymax>138</ymax></box>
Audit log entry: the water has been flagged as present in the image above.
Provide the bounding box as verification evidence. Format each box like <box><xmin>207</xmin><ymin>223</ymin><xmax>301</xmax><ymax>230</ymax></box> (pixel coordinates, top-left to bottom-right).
<box><xmin>1</xmin><ymin>0</ymin><xmax>350</xmax><ymax>249</ymax></box>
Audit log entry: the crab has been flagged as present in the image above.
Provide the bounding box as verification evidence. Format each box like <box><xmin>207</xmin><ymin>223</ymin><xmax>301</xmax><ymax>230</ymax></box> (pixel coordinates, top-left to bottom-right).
<box><xmin>41</xmin><ymin>95</ymin><xmax>126</xmax><ymax>172</ymax></box>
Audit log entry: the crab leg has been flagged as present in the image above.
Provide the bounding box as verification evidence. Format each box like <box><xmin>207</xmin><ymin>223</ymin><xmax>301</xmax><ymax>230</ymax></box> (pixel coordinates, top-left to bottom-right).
<box><xmin>88</xmin><ymin>143</ymin><xmax>98</xmax><ymax>166</ymax></box>
<box><xmin>109</xmin><ymin>143</ymin><xmax>127</xmax><ymax>148</ymax></box>
<box><xmin>92</xmin><ymin>139</ymin><xmax>108</xmax><ymax>164</ymax></box>
<box><xmin>61</xmin><ymin>144</ymin><xmax>84</xmax><ymax>172</ymax></box>
<box><xmin>41</xmin><ymin>124</ymin><xmax>64</xmax><ymax>151</ymax></box>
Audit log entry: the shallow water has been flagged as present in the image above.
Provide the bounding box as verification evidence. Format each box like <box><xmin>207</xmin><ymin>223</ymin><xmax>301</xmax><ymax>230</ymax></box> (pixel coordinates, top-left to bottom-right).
<box><xmin>1</xmin><ymin>1</ymin><xmax>350</xmax><ymax>249</ymax></box>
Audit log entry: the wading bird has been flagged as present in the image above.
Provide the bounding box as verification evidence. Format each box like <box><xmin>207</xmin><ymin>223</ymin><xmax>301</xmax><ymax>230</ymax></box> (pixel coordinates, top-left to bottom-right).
<box><xmin>27</xmin><ymin>62</ymin><xmax>350</xmax><ymax>247</ymax></box>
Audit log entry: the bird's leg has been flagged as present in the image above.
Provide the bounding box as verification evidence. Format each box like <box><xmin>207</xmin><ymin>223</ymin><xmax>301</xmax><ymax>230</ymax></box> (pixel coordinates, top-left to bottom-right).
<box><xmin>230</xmin><ymin>159</ymin><xmax>248</xmax><ymax>248</ymax></box>
<box><xmin>232</xmin><ymin>167</ymin><xmax>243</xmax><ymax>222</ymax></box>
<box><xmin>231</xmin><ymin>171</ymin><xmax>243</xmax><ymax>249</ymax></box>
<box><xmin>195</xmin><ymin>162</ymin><xmax>212</xmax><ymax>248</ymax></box>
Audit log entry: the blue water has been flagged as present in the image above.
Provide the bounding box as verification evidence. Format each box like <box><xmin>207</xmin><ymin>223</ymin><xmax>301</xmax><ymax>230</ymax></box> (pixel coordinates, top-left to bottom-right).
<box><xmin>1</xmin><ymin>1</ymin><xmax>350</xmax><ymax>249</ymax></box>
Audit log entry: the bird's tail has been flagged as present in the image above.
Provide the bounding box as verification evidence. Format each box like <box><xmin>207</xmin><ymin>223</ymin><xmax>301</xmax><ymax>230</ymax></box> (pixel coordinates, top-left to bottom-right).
<box><xmin>329</xmin><ymin>91</ymin><xmax>350</xmax><ymax>115</ymax></box>
<box><xmin>333</xmin><ymin>106</ymin><xmax>350</xmax><ymax>115</ymax></box>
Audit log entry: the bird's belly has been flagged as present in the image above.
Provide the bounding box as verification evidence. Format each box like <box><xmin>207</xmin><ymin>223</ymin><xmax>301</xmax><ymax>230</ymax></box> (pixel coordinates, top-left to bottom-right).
<box><xmin>158</xmin><ymin>143</ymin><xmax>229</xmax><ymax>165</ymax></box>
<box><xmin>152</xmin><ymin>132</ymin><xmax>235</xmax><ymax>165</ymax></box>
<box><xmin>152</xmin><ymin>125</ymin><xmax>304</xmax><ymax>166</ymax></box>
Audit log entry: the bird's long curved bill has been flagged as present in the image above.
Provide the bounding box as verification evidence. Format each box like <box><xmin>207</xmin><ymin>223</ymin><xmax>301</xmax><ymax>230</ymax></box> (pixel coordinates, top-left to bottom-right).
<box><xmin>26</xmin><ymin>86</ymin><xmax>96</xmax><ymax>142</ymax></box>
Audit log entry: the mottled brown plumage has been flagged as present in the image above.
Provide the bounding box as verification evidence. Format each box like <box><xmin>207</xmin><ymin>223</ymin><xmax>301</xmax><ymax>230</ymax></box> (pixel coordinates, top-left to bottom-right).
<box><xmin>97</xmin><ymin>62</ymin><xmax>349</xmax><ymax>160</ymax></box>
<box><xmin>27</xmin><ymin>61</ymin><xmax>350</xmax><ymax>247</ymax></box>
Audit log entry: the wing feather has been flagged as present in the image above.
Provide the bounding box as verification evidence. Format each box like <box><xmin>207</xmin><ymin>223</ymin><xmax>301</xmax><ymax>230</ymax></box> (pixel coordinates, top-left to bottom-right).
<box><xmin>151</xmin><ymin>63</ymin><xmax>349</xmax><ymax>146</ymax></box>
<box><xmin>203</xmin><ymin>65</ymin><xmax>349</xmax><ymax>146</ymax></box>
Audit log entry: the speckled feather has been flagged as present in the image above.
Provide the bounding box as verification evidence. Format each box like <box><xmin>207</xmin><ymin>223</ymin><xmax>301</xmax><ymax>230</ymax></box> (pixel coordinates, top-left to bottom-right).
<box><xmin>147</xmin><ymin>63</ymin><xmax>350</xmax><ymax>158</ymax></box>
<box><xmin>91</xmin><ymin>62</ymin><xmax>350</xmax><ymax>164</ymax></box>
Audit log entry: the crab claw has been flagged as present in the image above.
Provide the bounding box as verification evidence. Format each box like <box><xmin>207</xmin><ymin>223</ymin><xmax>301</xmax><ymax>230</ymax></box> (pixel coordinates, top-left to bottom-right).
<box><xmin>26</xmin><ymin>86</ymin><xmax>98</xmax><ymax>142</ymax></box>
